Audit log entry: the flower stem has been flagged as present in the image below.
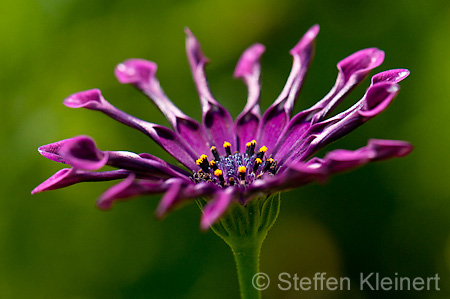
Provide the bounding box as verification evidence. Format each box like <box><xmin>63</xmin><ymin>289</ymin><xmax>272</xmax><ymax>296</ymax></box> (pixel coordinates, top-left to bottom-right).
<box><xmin>198</xmin><ymin>193</ymin><xmax>280</xmax><ymax>299</ymax></box>
<box><xmin>231</xmin><ymin>238</ymin><xmax>263</xmax><ymax>299</ymax></box>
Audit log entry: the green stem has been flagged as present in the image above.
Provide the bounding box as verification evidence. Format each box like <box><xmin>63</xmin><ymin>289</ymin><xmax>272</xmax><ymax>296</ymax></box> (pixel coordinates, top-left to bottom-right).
<box><xmin>198</xmin><ymin>193</ymin><xmax>280</xmax><ymax>299</ymax></box>
<box><xmin>231</xmin><ymin>239</ymin><xmax>263</xmax><ymax>299</ymax></box>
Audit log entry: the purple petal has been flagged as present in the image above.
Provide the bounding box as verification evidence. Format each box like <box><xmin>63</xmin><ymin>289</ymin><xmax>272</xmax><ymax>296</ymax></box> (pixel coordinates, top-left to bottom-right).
<box><xmin>256</xmin><ymin>138</ymin><xmax>412</xmax><ymax>196</ymax></box>
<box><xmin>107</xmin><ymin>151</ymin><xmax>190</xmax><ymax>179</ymax></box>
<box><xmin>156</xmin><ymin>181</ymin><xmax>219</xmax><ymax>218</ymax></box>
<box><xmin>63</xmin><ymin>89</ymin><xmax>199</xmax><ymax>170</ymax></box>
<box><xmin>234</xmin><ymin>44</ymin><xmax>265</xmax><ymax>150</ymax></box>
<box><xmin>359</xmin><ymin>83</ymin><xmax>400</xmax><ymax>117</ymax></box>
<box><xmin>115</xmin><ymin>59</ymin><xmax>212</xmax><ymax>157</ymax></box>
<box><xmin>310</xmin><ymin>48</ymin><xmax>385</xmax><ymax>123</ymax></box>
<box><xmin>319</xmin><ymin>149</ymin><xmax>374</xmax><ymax>173</ymax></box>
<box><xmin>139</xmin><ymin>153</ymin><xmax>192</xmax><ymax>176</ymax></box>
<box><xmin>258</xmin><ymin>25</ymin><xmax>319</xmax><ymax>151</ymax></box>
<box><xmin>31</xmin><ymin>168</ymin><xmax>130</xmax><ymax>194</ymax></box>
<box><xmin>235</xmin><ymin>113</ymin><xmax>260</xmax><ymax>152</ymax></box>
<box><xmin>364</xmin><ymin>139</ymin><xmax>414</xmax><ymax>161</ymax></box>
<box><xmin>286</xmin><ymin>82</ymin><xmax>400</xmax><ymax>163</ymax></box>
<box><xmin>200</xmin><ymin>187</ymin><xmax>238</xmax><ymax>230</ymax></box>
<box><xmin>234</xmin><ymin>44</ymin><xmax>266</xmax><ymax>79</ymax></box>
<box><xmin>59</xmin><ymin>136</ymin><xmax>108</xmax><ymax>170</ymax></box>
<box><xmin>273</xmin><ymin>68</ymin><xmax>409</xmax><ymax>162</ymax></box>
<box><xmin>63</xmin><ymin>88</ymin><xmax>112</xmax><ymax>109</ymax></box>
<box><xmin>371</xmin><ymin>69</ymin><xmax>410</xmax><ymax>85</ymax></box>
<box><xmin>114</xmin><ymin>59</ymin><xmax>184</xmax><ymax>126</ymax></box>
<box><xmin>270</xmin><ymin>109</ymin><xmax>315</xmax><ymax>161</ymax></box>
<box><xmin>38</xmin><ymin>138</ymin><xmax>74</xmax><ymax>164</ymax></box>
<box><xmin>96</xmin><ymin>174</ymin><xmax>167</xmax><ymax>210</ymax></box>
<box><xmin>246</xmin><ymin>161</ymin><xmax>326</xmax><ymax>197</ymax></box>
<box><xmin>336</xmin><ymin>48</ymin><xmax>385</xmax><ymax>82</ymax></box>
<box><xmin>155</xmin><ymin>179</ymin><xmax>184</xmax><ymax>218</ymax></box>
<box><xmin>308</xmin><ymin>82</ymin><xmax>399</xmax><ymax>155</ymax></box>
<box><xmin>38</xmin><ymin>136</ymin><xmax>189</xmax><ymax>179</ymax></box>
<box><xmin>185</xmin><ymin>28</ymin><xmax>236</xmax><ymax>154</ymax></box>
<box><xmin>306</xmin><ymin>138</ymin><xmax>412</xmax><ymax>174</ymax></box>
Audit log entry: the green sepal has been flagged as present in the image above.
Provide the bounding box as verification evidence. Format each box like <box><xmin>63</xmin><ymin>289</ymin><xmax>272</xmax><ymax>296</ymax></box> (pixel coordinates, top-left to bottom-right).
<box><xmin>196</xmin><ymin>193</ymin><xmax>280</xmax><ymax>246</ymax></box>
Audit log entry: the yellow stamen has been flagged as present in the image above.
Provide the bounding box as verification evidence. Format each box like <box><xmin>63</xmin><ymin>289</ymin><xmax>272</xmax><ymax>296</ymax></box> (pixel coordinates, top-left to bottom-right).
<box><xmin>211</xmin><ymin>145</ymin><xmax>220</xmax><ymax>160</ymax></box>
<box><xmin>251</xmin><ymin>140</ymin><xmax>257</xmax><ymax>146</ymax></box>
<box><xmin>223</xmin><ymin>141</ymin><xmax>232</xmax><ymax>156</ymax></box>
<box><xmin>214</xmin><ymin>169</ymin><xmax>223</xmax><ymax>176</ymax></box>
<box><xmin>259</xmin><ymin>146</ymin><xmax>267</xmax><ymax>153</ymax></box>
<box><xmin>210</xmin><ymin>160</ymin><xmax>218</xmax><ymax>170</ymax></box>
<box><xmin>238</xmin><ymin>166</ymin><xmax>246</xmax><ymax>181</ymax></box>
<box><xmin>263</xmin><ymin>157</ymin><xmax>275</xmax><ymax>172</ymax></box>
<box><xmin>253</xmin><ymin>158</ymin><xmax>262</xmax><ymax>172</ymax></box>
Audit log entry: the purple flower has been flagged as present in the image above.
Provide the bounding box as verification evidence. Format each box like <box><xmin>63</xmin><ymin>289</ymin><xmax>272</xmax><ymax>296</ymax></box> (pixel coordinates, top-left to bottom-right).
<box><xmin>33</xmin><ymin>25</ymin><xmax>412</xmax><ymax>230</ymax></box>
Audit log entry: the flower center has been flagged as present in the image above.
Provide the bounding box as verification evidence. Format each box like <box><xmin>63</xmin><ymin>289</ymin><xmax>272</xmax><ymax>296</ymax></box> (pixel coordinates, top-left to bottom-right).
<box><xmin>191</xmin><ymin>140</ymin><xmax>278</xmax><ymax>188</ymax></box>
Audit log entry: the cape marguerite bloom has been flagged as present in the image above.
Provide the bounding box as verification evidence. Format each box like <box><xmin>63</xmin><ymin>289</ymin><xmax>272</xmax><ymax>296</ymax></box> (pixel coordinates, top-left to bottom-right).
<box><xmin>33</xmin><ymin>25</ymin><xmax>413</xmax><ymax>230</ymax></box>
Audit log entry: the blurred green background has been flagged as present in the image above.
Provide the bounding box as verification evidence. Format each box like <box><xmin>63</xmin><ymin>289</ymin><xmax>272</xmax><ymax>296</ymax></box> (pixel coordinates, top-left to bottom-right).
<box><xmin>1</xmin><ymin>0</ymin><xmax>450</xmax><ymax>298</ymax></box>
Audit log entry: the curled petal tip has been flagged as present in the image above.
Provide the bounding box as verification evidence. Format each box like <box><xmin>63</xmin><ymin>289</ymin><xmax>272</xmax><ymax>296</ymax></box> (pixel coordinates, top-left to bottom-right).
<box><xmin>38</xmin><ymin>140</ymin><xmax>67</xmax><ymax>163</ymax></box>
<box><xmin>200</xmin><ymin>219</ymin><xmax>211</xmax><ymax>231</ymax></box>
<box><xmin>368</xmin><ymin>48</ymin><xmax>385</xmax><ymax>62</ymax></box>
<box><xmin>371</xmin><ymin>69</ymin><xmax>410</xmax><ymax>85</ymax></box>
<box><xmin>359</xmin><ymin>82</ymin><xmax>399</xmax><ymax>117</ymax></box>
<box><xmin>337</xmin><ymin>48</ymin><xmax>385</xmax><ymax>81</ymax></box>
<box><xmin>359</xmin><ymin>48</ymin><xmax>385</xmax><ymax>64</ymax></box>
<box><xmin>368</xmin><ymin>139</ymin><xmax>414</xmax><ymax>159</ymax></box>
<box><xmin>184</xmin><ymin>27</ymin><xmax>193</xmax><ymax>36</ymax></box>
<box><xmin>233</xmin><ymin>43</ymin><xmax>266</xmax><ymax>78</ymax></box>
<box><xmin>185</xmin><ymin>29</ymin><xmax>210</xmax><ymax>66</ymax></box>
<box><xmin>115</xmin><ymin>59</ymin><xmax>158</xmax><ymax>84</ymax></box>
<box><xmin>63</xmin><ymin>89</ymin><xmax>103</xmax><ymax>109</ymax></box>
<box><xmin>289</xmin><ymin>24</ymin><xmax>320</xmax><ymax>56</ymax></box>
<box><xmin>60</xmin><ymin>135</ymin><xmax>108</xmax><ymax>171</ymax></box>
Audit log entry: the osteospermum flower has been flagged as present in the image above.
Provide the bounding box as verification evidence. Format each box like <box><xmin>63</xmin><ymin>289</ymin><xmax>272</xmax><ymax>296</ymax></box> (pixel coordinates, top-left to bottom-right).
<box><xmin>33</xmin><ymin>25</ymin><xmax>413</xmax><ymax>298</ymax></box>
<box><xmin>33</xmin><ymin>25</ymin><xmax>412</xmax><ymax>230</ymax></box>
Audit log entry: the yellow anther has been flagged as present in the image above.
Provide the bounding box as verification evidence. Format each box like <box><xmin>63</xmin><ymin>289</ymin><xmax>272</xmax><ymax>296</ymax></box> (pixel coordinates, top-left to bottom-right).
<box><xmin>251</xmin><ymin>140</ymin><xmax>257</xmax><ymax>146</ymax></box>
<box><xmin>223</xmin><ymin>141</ymin><xmax>232</xmax><ymax>156</ymax></box>
<box><xmin>196</xmin><ymin>159</ymin><xmax>201</xmax><ymax>165</ymax></box>
<box><xmin>246</xmin><ymin>141</ymin><xmax>251</xmax><ymax>148</ymax></box>
<box><xmin>211</xmin><ymin>145</ymin><xmax>220</xmax><ymax>160</ymax></box>
<box><xmin>214</xmin><ymin>169</ymin><xmax>223</xmax><ymax>176</ymax></box>
<box><xmin>210</xmin><ymin>160</ymin><xmax>216</xmax><ymax>166</ymax></box>
<box><xmin>259</xmin><ymin>146</ymin><xmax>267</xmax><ymax>153</ymax></box>
<box><xmin>263</xmin><ymin>157</ymin><xmax>275</xmax><ymax>173</ymax></box>
<box><xmin>253</xmin><ymin>158</ymin><xmax>262</xmax><ymax>172</ymax></box>
<box><xmin>200</xmin><ymin>154</ymin><xmax>208</xmax><ymax>160</ymax></box>
<box><xmin>238</xmin><ymin>166</ymin><xmax>247</xmax><ymax>173</ymax></box>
